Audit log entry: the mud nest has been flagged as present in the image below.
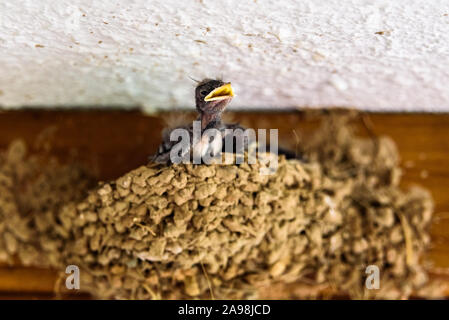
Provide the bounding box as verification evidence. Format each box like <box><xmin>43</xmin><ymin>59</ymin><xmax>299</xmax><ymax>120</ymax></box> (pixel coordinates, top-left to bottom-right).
<box><xmin>0</xmin><ymin>113</ymin><xmax>442</xmax><ymax>299</ymax></box>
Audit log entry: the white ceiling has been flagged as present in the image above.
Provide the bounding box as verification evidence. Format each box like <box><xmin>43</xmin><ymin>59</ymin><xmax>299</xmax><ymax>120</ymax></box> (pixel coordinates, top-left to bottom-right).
<box><xmin>0</xmin><ymin>0</ymin><xmax>448</xmax><ymax>112</ymax></box>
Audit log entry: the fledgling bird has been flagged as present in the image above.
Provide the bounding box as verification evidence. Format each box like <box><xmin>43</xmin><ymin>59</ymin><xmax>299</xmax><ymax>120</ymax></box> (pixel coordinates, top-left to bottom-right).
<box><xmin>152</xmin><ymin>79</ymin><xmax>299</xmax><ymax>164</ymax></box>
<box><xmin>152</xmin><ymin>79</ymin><xmax>240</xmax><ymax>164</ymax></box>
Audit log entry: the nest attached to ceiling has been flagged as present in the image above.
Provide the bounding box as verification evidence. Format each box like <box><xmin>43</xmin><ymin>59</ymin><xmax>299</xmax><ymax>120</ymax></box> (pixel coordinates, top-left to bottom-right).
<box><xmin>0</xmin><ymin>114</ymin><xmax>442</xmax><ymax>299</ymax></box>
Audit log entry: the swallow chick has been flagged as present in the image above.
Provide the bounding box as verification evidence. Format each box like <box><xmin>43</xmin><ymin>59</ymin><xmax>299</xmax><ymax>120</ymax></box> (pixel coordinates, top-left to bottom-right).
<box><xmin>152</xmin><ymin>79</ymin><xmax>300</xmax><ymax>164</ymax></box>
<box><xmin>152</xmin><ymin>79</ymin><xmax>238</xmax><ymax>164</ymax></box>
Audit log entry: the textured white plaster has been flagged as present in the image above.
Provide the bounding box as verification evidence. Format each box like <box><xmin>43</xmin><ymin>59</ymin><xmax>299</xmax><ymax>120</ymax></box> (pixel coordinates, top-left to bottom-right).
<box><xmin>0</xmin><ymin>0</ymin><xmax>448</xmax><ymax>112</ymax></box>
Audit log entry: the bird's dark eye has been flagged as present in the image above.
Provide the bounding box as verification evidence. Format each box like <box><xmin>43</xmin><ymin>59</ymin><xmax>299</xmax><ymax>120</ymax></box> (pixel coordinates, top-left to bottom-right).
<box><xmin>201</xmin><ymin>90</ymin><xmax>208</xmax><ymax>96</ymax></box>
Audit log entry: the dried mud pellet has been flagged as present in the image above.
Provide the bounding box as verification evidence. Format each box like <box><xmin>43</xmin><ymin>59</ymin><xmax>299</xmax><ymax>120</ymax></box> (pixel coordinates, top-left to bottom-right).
<box><xmin>193</xmin><ymin>166</ymin><xmax>215</xmax><ymax>179</ymax></box>
<box><xmin>194</xmin><ymin>183</ymin><xmax>216</xmax><ymax>200</ymax></box>
<box><xmin>117</xmin><ymin>175</ymin><xmax>132</xmax><ymax>189</ymax></box>
<box><xmin>6</xmin><ymin>140</ymin><xmax>27</xmax><ymax>163</ymax></box>
<box><xmin>269</xmin><ymin>260</ymin><xmax>287</xmax><ymax>277</ymax></box>
<box><xmin>98</xmin><ymin>184</ymin><xmax>112</xmax><ymax>196</ymax></box>
<box><xmin>4</xmin><ymin>232</ymin><xmax>17</xmax><ymax>254</ymax></box>
<box><xmin>158</xmin><ymin>169</ymin><xmax>175</xmax><ymax>185</ymax></box>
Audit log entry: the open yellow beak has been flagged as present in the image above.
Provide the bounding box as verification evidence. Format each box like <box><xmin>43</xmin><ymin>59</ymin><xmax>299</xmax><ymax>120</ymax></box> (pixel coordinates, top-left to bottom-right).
<box><xmin>204</xmin><ymin>83</ymin><xmax>234</xmax><ymax>101</ymax></box>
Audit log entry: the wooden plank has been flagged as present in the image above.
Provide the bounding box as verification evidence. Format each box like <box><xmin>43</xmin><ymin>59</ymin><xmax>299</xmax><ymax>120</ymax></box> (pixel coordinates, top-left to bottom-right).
<box><xmin>0</xmin><ymin>110</ymin><xmax>448</xmax><ymax>298</ymax></box>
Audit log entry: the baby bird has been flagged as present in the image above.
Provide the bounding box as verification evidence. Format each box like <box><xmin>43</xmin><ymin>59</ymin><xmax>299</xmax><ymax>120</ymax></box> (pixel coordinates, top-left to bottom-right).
<box><xmin>152</xmin><ymin>79</ymin><xmax>299</xmax><ymax>164</ymax></box>
<box><xmin>152</xmin><ymin>79</ymin><xmax>238</xmax><ymax>164</ymax></box>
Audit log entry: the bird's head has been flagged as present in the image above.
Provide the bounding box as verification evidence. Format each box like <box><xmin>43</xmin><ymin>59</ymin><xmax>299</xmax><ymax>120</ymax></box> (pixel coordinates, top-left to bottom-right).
<box><xmin>195</xmin><ymin>79</ymin><xmax>234</xmax><ymax>117</ymax></box>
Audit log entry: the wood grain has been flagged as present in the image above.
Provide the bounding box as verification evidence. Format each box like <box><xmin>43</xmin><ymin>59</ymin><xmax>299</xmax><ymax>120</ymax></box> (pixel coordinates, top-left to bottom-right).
<box><xmin>0</xmin><ymin>109</ymin><xmax>448</xmax><ymax>299</ymax></box>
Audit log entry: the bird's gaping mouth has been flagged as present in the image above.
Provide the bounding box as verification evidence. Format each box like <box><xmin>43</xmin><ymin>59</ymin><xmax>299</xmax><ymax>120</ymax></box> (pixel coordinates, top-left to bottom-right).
<box><xmin>204</xmin><ymin>83</ymin><xmax>234</xmax><ymax>101</ymax></box>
